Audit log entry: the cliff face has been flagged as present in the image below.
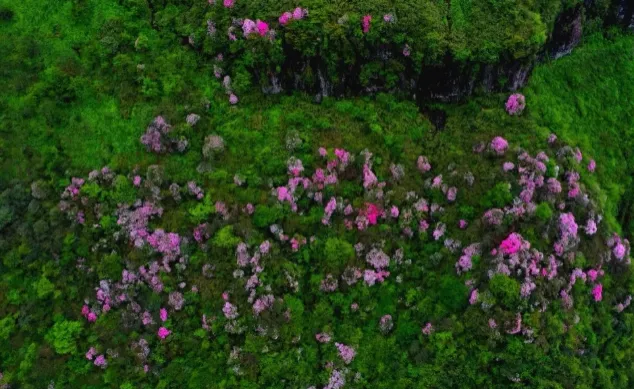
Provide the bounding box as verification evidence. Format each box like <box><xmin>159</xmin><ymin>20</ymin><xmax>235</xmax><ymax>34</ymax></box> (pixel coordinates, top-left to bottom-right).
<box><xmin>259</xmin><ymin>1</ymin><xmax>628</xmax><ymax>103</ymax></box>
<box><xmin>617</xmin><ymin>0</ymin><xmax>634</xmax><ymax>28</ymax></box>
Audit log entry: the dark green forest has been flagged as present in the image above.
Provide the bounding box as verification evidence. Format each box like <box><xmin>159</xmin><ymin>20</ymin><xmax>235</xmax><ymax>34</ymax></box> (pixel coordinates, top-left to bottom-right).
<box><xmin>2</xmin><ymin>1</ymin><xmax>634</xmax><ymax>388</ymax></box>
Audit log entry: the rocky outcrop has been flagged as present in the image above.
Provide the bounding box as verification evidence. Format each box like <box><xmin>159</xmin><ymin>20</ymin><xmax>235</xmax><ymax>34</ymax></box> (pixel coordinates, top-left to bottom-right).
<box><xmin>258</xmin><ymin>1</ymin><xmax>628</xmax><ymax>103</ymax></box>
<box><xmin>547</xmin><ymin>4</ymin><xmax>583</xmax><ymax>59</ymax></box>
<box><xmin>617</xmin><ymin>0</ymin><xmax>634</xmax><ymax>29</ymax></box>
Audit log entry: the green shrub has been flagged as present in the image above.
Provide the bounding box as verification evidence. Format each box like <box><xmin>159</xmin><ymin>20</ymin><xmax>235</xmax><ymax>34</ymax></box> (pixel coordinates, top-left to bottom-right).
<box><xmin>46</xmin><ymin>320</ymin><xmax>82</xmax><ymax>355</ymax></box>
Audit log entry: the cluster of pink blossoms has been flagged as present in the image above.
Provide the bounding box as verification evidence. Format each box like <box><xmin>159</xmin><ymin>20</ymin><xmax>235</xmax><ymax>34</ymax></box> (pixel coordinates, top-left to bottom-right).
<box><xmin>223</xmin><ymin>301</ymin><xmax>238</xmax><ymax>319</ymax></box>
<box><xmin>362</xmin><ymin>15</ymin><xmax>372</xmax><ymax>33</ymax></box>
<box><xmin>279</xmin><ymin>7</ymin><xmax>308</xmax><ymax>25</ymax></box>
<box><xmin>157</xmin><ymin>327</ymin><xmax>171</xmax><ymax>339</ymax></box>
<box><xmin>242</xmin><ymin>19</ymin><xmax>270</xmax><ymax>37</ymax></box>
<box><xmin>505</xmin><ymin>93</ymin><xmax>526</xmax><ymax>115</ymax></box>
<box><xmin>379</xmin><ymin>314</ymin><xmax>394</xmax><ymax>334</ymax></box>
<box><xmin>140</xmin><ymin>116</ymin><xmax>187</xmax><ymax>153</ymax></box>
<box><xmin>86</xmin><ymin>347</ymin><xmax>107</xmax><ymax>369</ymax></box>
<box><xmin>62</xmin><ymin>177</ymin><xmax>85</xmax><ymax>200</ymax></box>
<box><xmin>500</xmin><ymin>233</ymin><xmax>523</xmax><ymax>255</ymax></box>
<box><xmin>82</xmin><ymin>304</ymin><xmax>98</xmax><ymax>323</ymax></box>
<box><xmin>490</xmin><ymin>136</ymin><xmax>509</xmax><ymax>155</ymax></box>
<box><xmin>315</xmin><ymin>333</ymin><xmax>332</xmax><ymax>343</ymax></box>
<box><xmin>335</xmin><ymin>343</ymin><xmax>356</xmax><ymax>364</ymax></box>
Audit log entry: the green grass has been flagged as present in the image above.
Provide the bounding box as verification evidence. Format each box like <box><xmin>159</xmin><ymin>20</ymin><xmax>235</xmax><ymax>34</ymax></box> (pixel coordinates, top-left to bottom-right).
<box><xmin>526</xmin><ymin>33</ymin><xmax>634</xmax><ymax>233</ymax></box>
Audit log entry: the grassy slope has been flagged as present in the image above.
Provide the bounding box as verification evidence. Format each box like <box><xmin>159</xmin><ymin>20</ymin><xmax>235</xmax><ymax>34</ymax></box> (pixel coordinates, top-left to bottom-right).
<box><xmin>526</xmin><ymin>34</ymin><xmax>634</xmax><ymax>233</ymax></box>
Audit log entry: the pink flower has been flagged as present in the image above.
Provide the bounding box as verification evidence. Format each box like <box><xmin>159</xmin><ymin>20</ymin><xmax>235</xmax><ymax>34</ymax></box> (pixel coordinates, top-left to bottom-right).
<box><xmin>588</xmin><ymin>159</ymin><xmax>596</xmax><ymax>172</ymax></box>
<box><xmin>157</xmin><ymin>327</ymin><xmax>171</xmax><ymax>339</ymax></box>
<box><xmin>318</xmin><ymin>147</ymin><xmax>327</xmax><ymax>157</ymax></box>
<box><xmin>223</xmin><ymin>0</ymin><xmax>234</xmax><ymax>8</ymax></box>
<box><xmin>559</xmin><ymin>213</ymin><xmax>578</xmax><ymax>240</ymax></box>
<box><xmin>133</xmin><ymin>175</ymin><xmax>142</xmax><ymax>187</ymax></box>
<box><xmin>315</xmin><ymin>333</ymin><xmax>332</xmax><ymax>343</ymax></box>
<box><xmin>222</xmin><ymin>292</ymin><xmax>229</xmax><ymax>301</ymax></box>
<box><xmin>431</xmin><ymin>175</ymin><xmax>443</xmax><ymax>189</ymax></box>
<box><xmin>403</xmin><ymin>44</ymin><xmax>411</xmax><ymax>57</ymax></box>
<box><xmin>362</xmin><ymin>15</ymin><xmax>372</xmax><ymax>34</ymax></box>
<box><xmin>490</xmin><ymin>136</ymin><xmax>509</xmax><ymax>155</ymax></box>
<box><xmin>548</xmin><ymin>133</ymin><xmax>557</xmax><ymax>144</ymax></box>
<box><xmin>446</xmin><ymin>187</ymin><xmax>457</xmax><ymax>202</ymax></box>
<box><xmin>363</xmin><ymin>203</ymin><xmax>381</xmax><ymax>225</ymax></box>
<box><xmin>362</xmin><ymin>164</ymin><xmax>378</xmax><ymax>188</ymax></box>
<box><xmin>417</xmin><ymin>156</ymin><xmax>431</xmax><ymax>172</ymax></box>
<box><xmin>229</xmin><ymin>93</ymin><xmax>238</xmax><ymax>105</ymax></box>
<box><xmin>614</xmin><ymin>242</ymin><xmax>626</xmax><ymax>260</ymax></box>
<box><xmin>85</xmin><ymin>347</ymin><xmax>96</xmax><ymax>360</ymax></box>
<box><xmin>488</xmin><ymin>319</ymin><xmax>497</xmax><ymax>329</ymax></box>
<box><xmin>242</xmin><ymin>19</ymin><xmax>257</xmax><ymax>36</ymax></box>
<box><xmin>592</xmin><ymin>284</ymin><xmax>603</xmax><ymax>302</ymax></box>
<box><xmin>469</xmin><ymin>289</ymin><xmax>479</xmax><ymax>305</ymax></box>
<box><xmin>81</xmin><ymin>305</ymin><xmax>90</xmax><ymax>317</ymax></box>
<box><xmin>505</xmin><ymin>93</ymin><xmax>526</xmax><ymax>115</ymax></box>
<box><xmin>500</xmin><ymin>233</ymin><xmax>523</xmax><ymax>255</ymax></box>
<box><xmin>94</xmin><ymin>354</ymin><xmax>107</xmax><ymax>368</ymax></box>
<box><xmin>256</xmin><ymin>20</ymin><xmax>269</xmax><ymax>36</ymax></box>
<box><xmin>292</xmin><ymin>7</ymin><xmax>307</xmax><ymax>20</ymax></box>
<box><xmin>87</xmin><ymin>312</ymin><xmax>97</xmax><ymax>322</ymax></box>
<box><xmin>277</xmin><ymin>186</ymin><xmax>290</xmax><ymax>202</ymax></box>
<box><xmin>421</xmin><ymin>322</ymin><xmax>433</xmax><ymax>335</ymax></box>
<box><xmin>279</xmin><ymin>11</ymin><xmax>292</xmax><ymax>25</ymax></box>
<box><xmin>223</xmin><ymin>301</ymin><xmax>238</xmax><ymax>319</ymax></box>
<box><xmin>390</xmin><ymin>206</ymin><xmax>399</xmax><ymax>218</ymax></box>
<box><xmin>459</xmin><ymin>220</ymin><xmax>468</xmax><ymax>229</ymax></box>
<box><xmin>587</xmin><ymin>269</ymin><xmax>599</xmax><ymax>282</ymax></box>
<box><xmin>502</xmin><ymin>162</ymin><xmax>515</xmax><ymax>172</ymax></box>
<box><xmin>142</xmin><ymin>311</ymin><xmax>153</xmax><ymax>326</ymax></box>
<box><xmin>322</xmin><ymin>197</ymin><xmax>337</xmax><ymax>225</ymax></box>
<box><xmin>260</xmin><ymin>240</ymin><xmax>270</xmax><ymax>254</ymax></box>
<box><xmin>160</xmin><ymin>308</ymin><xmax>168</xmax><ymax>322</ymax></box>
<box><xmin>335</xmin><ymin>343</ymin><xmax>356</xmax><ymax>364</ymax></box>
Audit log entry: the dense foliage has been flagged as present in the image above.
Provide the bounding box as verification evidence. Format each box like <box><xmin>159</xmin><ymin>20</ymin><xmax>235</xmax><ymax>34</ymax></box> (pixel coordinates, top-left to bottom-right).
<box><xmin>2</xmin><ymin>1</ymin><xmax>634</xmax><ymax>389</ymax></box>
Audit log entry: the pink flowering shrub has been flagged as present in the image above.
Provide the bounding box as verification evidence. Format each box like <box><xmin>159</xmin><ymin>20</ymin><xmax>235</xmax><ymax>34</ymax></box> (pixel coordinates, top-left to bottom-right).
<box><xmin>362</xmin><ymin>15</ymin><xmax>372</xmax><ymax>33</ymax></box>
<box><xmin>316</xmin><ymin>333</ymin><xmax>332</xmax><ymax>343</ymax></box>
<box><xmin>223</xmin><ymin>302</ymin><xmax>238</xmax><ymax>319</ymax></box>
<box><xmin>469</xmin><ymin>289</ymin><xmax>479</xmax><ymax>305</ymax></box>
<box><xmin>160</xmin><ymin>308</ymin><xmax>168</xmax><ymax>322</ymax></box>
<box><xmin>140</xmin><ymin>116</ymin><xmax>186</xmax><ymax>153</ymax></box>
<box><xmin>490</xmin><ymin>136</ymin><xmax>509</xmax><ymax>155</ymax></box>
<box><xmin>335</xmin><ymin>343</ymin><xmax>356</xmax><ymax>364</ymax></box>
<box><xmin>279</xmin><ymin>7</ymin><xmax>308</xmax><ymax>25</ymax></box>
<box><xmin>505</xmin><ymin>93</ymin><xmax>526</xmax><ymax>115</ymax></box>
<box><xmin>157</xmin><ymin>327</ymin><xmax>171</xmax><ymax>339</ymax></box>
<box><xmin>94</xmin><ymin>354</ymin><xmax>107</xmax><ymax>369</ymax></box>
<box><xmin>256</xmin><ymin>20</ymin><xmax>269</xmax><ymax>36</ymax></box>
<box><xmin>499</xmin><ymin>233</ymin><xmax>523</xmax><ymax>255</ymax></box>
<box><xmin>592</xmin><ymin>284</ymin><xmax>603</xmax><ymax>302</ymax></box>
